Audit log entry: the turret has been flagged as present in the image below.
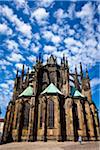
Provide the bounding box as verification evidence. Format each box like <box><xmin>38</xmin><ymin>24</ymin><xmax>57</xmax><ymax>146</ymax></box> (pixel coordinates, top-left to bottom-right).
<box><xmin>63</xmin><ymin>53</ymin><xmax>65</xmax><ymax>64</ymax></box>
<box><xmin>65</xmin><ymin>57</ymin><xmax>68</xmax><ymax>68</ymax></box>
<box><xmin>16</xmin><ymin>69</ymin><xmax>18</xmax><ymax>78</ymax></box>
<box><xmin>61</xmin><ymin>54</ymin><xmax>66</xmax><ymax>67</ymax></box>
<box><xmin>12</xmin><ymin>69</ymin><xmax>19</xmax><ymax>101</ymax></box>
<box><xmin>66</xmin><ymin>59</ymin><xmax>70</xmax><ymax>96</ymax></box>
<box><xmin>61</xmin><ymin>56</ymin><xmax>70</xmax><ymax>96</ymax></box>
<box><xmin>14</xmin><ymin>69</ymin><xmax>19</xmax><ymax>90</ymax></box>
<box><xmin>21</xmin><ymin>64</ymin><xmax>24</xmax><ymax>82</ymax></box>
<box><xmin>82</xmin><ymin>68</ymin><xmax>92</xmax><ymax>103</ymax></box>
<box><xmin>74</xmin><ymin>66</ymin><xmax>80</xmax><ymax>91</ymax></box>
<box><xmin>25</xmin><ymin>66</ymin><xmax>29</xmax><ymax>86</ymax></box>
<box><xmin>80</xmin><ymin>62</ymin><xmax>83</xmax><ymax>80</ymax></box>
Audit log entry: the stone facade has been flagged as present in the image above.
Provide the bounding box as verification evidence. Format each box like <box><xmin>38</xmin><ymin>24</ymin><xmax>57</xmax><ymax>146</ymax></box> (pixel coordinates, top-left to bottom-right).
<box><xmin>1</xmin><ymin>55</ymin><xmax>99</xmax><ymax>143</ymax></box>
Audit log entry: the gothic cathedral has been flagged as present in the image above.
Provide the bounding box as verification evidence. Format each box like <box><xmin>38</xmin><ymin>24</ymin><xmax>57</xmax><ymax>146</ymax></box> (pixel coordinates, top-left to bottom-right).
<box><xmin>1</xmin><ymin>55</ymin><xmax>99</xmax><ymax>143</ymax></box>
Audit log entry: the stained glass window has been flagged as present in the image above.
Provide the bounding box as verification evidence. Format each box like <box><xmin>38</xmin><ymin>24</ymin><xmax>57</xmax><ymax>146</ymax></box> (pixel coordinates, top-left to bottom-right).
<box><xmin>23</xmin><ymin>102</ymin><xmax>30</xmax><ymax>129</ymax></box>
<box><xmin>48</xmin><ymin>100</ymin><xmax>54</xmax><ymax>128</ymax></box>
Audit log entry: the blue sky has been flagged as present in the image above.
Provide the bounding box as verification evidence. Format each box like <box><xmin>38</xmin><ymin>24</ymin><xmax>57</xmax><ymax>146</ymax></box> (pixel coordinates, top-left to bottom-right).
<box><xmin>0</xmin><ymin>0</ymin><xmax>100</xmax><ymax>118</ymax></box>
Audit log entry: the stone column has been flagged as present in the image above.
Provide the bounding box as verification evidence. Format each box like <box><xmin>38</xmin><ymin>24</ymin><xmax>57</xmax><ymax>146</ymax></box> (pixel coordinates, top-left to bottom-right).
<box><xmin>41</xmin><ymin>98</ymin><xmax>45</xmax><ymax>141</ymax></box>
<box><xmin>7</xmin><ymin>103</ymin><xmax>15</xmax><ymax>141</ymax></box>
<box><xmin>37</xmin><ymin>97</ymin><xmax>42</xmax><ymax>141</ymax></box>
<box><xmin>54</xmin><ymin>96</ymin><xmax>61</xmax><ymax>141</ymax></box>
<box><xmin>16</xmin><ymin>99</ymin><xmax>23</xmax><ymax>142</ymax></box>
<box><xmin>85</xmin><ymin>101</ymin><xmax>95</xmax><ymax>140</ymax></box>
<box><xmin>41</xmin><ymin>96</ymin><xmax>47</xmax><ymax>141</ymax></box>
<box><xmin>76</xmin><ymin>100</ymin><xmax>87</xmax><ymax>140</ymax></box>
<box><xmin>2</xmin><ymin>105</ymin><xmax>11</xmax><ymax>143</ymax></box>
<box><xmin>94</xmin><ymin>111</ymin><xmax>100</xmax><ymax>140</ymax></box>
<box><xmin>13</xmin><ymin>101</ymin><xmax>19</xmax><ymax>129</ymax></box>
<box><xmin>27</xmin><ymin>97</ymin><xmax>35</xmax><ymax>141</ymax></box>
<box><xmin>65</xmin><ymin>98</ymin><xmax>74</xmax><ymax>141</ymax></box>
<box><xmin>90</xmin><ymin>104</ymin><xmax>100</xmax><ymax>140</ymax></box>
<box><xmin>44</xmin><ymin>96</ymin><xmax>48</xmax><ymax>142</ymax></box>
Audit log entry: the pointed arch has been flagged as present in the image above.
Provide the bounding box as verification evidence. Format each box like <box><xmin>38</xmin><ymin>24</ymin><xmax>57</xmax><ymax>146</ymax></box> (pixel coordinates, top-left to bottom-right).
<box><xmin>23</xmin><ymin>102</ymin><xmax>30</xmax><ymax>129</ymax></box>
<box><xmin>48</xmin><ymin>100</ymin><xmax>54</xmax><ymax>128</ymax></box>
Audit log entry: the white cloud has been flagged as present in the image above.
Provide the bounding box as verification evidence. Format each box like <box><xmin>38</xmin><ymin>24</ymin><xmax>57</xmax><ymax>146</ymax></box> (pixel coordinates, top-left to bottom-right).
<box><xmin>0</xmin><ymin>83</ymin><xmax>9</xmax><ymax>89</ymax></box>
<box><xmin>64</xmin><ymin>37</ymin><xmax>82</xmax><ymax>48</ymax></box>
<box><xmin>44</xmin><ymin>45</ymin><xmax>57</xmax><ymax>53</ymax></box>
<box><xmin>85</xmin><ymin>38</ymin><xmax>97</xmax><ymax>47</ymax></box>
<box><xmin>30</xmin><ymin>43</ymin><xmax>40</xmax><ymax>53</ymax></box>
<box><xmin>7</xmin><ymin>53</ymin><xmax>25</xmax><ymax>62</ymax></box>
<box><xmin>42</xmin><ymin>30</ymin><xmax>61</xmax><ymax>44</ymax></box>
<box><xmin>36</xmin><ymin>0</ymin><xmax>54</xmax><ymax>8</ymax></box>
<box><xmin>43</xmin><ymin>53</ymin><xmax>51</xmax><ymax>61</ymax></box>
<box><xmin>0</xmin><ymin>59</ymin><xmax>12</xmax><ymax>66</ymax></box>
<box><xmin>52</xmin><ymin>35</ymin><xmax>61</xmax><ymax>44</ymax></box>
<box><xmin>13</xmin><ymin>0</ymin><xmax>30</xmax><ymax>15</ymax></box>
<box><xmin>0</xmin><ymin>23</ymin><xmax>13</xmax><ymax>35</ymax></box>
<box><xmin>33</xmin><ymin>33</ymin><xmax>41</xmax><ymax>41</ymax></box>
<box><xmin>15</xmin><ymin>63</ymin><xmax>27</xmax><ymax>70</ymax></box>
<box><xmin>27</xmin><ymin>55</ymin><xmax>36</xmax><ymax>63</ymax></box>
<box><xmin>76</xmin><ymin>2</ymin><xmax>93</xmax><ymax>18</ymax></box>
<box><xmin>49</xmin><ymin>23</ymin><xmax>59</xmax><ymax>33</ymax></box>
<box><xmin>90</xmin><ymin>78</ymin><xmax>100</xmax><ymax>89</ymax></box>
<box><xmin>6</xmin><ymin>40</ymin><xmax>19</xmax><ymax>52</ymax></box>
<box><xmin>6</xmin><ymin>80</ymin><xmax>14</xmax><ymax>86</ymax></box>
<box><xmin>0</xmin><ymin>5</ymin><xmax>32</xmax><ymax>38</ymax></box>
<box><xmin>31</xmin><ymin>8</ymin><xmax>49</xmax><ymax>25</ymax></box>
<box><xmin>42</xmin><ymin>30</ymin><xmax>53</xmax><ymax>40</ymax></box>
<box><xmin>54</xmin><ymin>8</ymin><xmax>67</xmax><ymax>24</ymax></box>
<box><xmin>18</xmin><ymin>37</ymin><xmax>30</xmax><ymax>48</ymax></box>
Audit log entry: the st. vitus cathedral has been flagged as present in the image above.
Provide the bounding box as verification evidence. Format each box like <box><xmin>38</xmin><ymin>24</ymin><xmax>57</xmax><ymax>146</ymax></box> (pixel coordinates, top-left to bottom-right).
<box><xmin>1</xmin><ymin>55</ymin><xmax>99</xmax><ymax>143</ymax></box>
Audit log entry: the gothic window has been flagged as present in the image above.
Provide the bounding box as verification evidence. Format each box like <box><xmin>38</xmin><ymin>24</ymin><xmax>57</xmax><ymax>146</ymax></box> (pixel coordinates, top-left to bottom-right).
<box><xmin>14</xmin><ymin>104</ymin><xmax>20</xmax><ymax>129</ymax></box>
<box><xmin>40</xmin><ymin>103</ymin><xmax>43</xmax><ymax>128</ymax></box>
<box><xmin>23</xmin><ymin>102</ymin><xmax>30</xmax><ymax>129</ymax></box>
<box><xmin>74</xmin><ymin>104</ymin><xmax>79</xmax><ymax>130</ymax></box>
<box><xmin>48</xmin><ymin>100</ymin><xmax>54</xmax><ymax>128</ymax></box>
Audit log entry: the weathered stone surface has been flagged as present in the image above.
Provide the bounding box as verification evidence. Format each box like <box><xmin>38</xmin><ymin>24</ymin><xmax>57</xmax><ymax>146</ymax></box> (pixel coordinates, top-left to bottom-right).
<box><xmin>1</xmin><ymin>55</ymin><xmax>99</xmax><ymax>143</ymax></box>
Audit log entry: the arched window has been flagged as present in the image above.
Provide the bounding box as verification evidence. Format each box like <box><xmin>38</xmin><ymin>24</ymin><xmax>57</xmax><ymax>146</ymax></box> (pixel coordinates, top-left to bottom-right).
<box><xmin>23</xmin><ymin>102</ymin><xmax>30</xmax><ymax>129</ymax></box>
<box><xmin>74</xmin><ymin>103</ymin><xmax>79</xmax><ymax>130</ymax></box>
<box><xmin>48</xmin><ymin>100</ymin><xmax>54</xmax><ymax>128</ymax></box>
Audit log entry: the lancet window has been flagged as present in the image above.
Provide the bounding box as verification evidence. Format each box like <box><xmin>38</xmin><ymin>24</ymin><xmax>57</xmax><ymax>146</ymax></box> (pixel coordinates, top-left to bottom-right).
<box><xmin>48</xmin><ymin>100</ymin><xmax>54</xmax><ymax>128</ymax></box>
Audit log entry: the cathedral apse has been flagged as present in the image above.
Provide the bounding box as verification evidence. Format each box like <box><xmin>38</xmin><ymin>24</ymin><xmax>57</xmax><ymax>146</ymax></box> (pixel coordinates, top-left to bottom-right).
<box><xmin>1</xmin><ymin>55</ymin><xmax>99</xmax><ymax>143</ymax></box>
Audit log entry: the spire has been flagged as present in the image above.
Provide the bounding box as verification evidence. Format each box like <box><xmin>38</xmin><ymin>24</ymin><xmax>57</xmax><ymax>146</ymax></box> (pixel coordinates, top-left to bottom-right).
<box><xmin>66</xmin><ymin>57</ymin><xmax>69</xmax><ymax>68</ymax></box>
<box><xmin>63</xmin><ymin>53</ymin><xmax>65</xmax><ymax>63</ymax></box>
<box><xmin>21</xmin><ymin>64</ymin><xmax>24</xmax><ymax>81</ymax></box>
<box><xmin>27</xmin><ymin>66</ymin><xmax>29</xmax><ymax>74</ymax></box>
<box><xmin>61</xmin><ymin>58</ymin><xmax>63</xmax><ymax>64</ymax></box>
<box><xmin>75</xmin><ymin>65</ymin><xmax>77</xmax><ymax>75</ymax></box>
<box><xmin>25</xmin><ymin>66</ymin><xmax>29</xmax><ymax>86</ymax></box>
<box><xmin>22</xmin><ymin>64</ymin><xmax>24</xmax><ymax>74</ymax></box>
<box><xmin>74</xmin><ymin>65</ymin><xmax>80</xmax><ymax>91</ymax></box>
<box><xmin>86</xmin><ymin>67</ymin><xmax>89</xmax><ymax>79</ymax></box>
<box><xmin>16</xmin><ymin>69</ymin><xmax>18</xmax><ymax>78</ymax></box>
<box><xmin>61</xmin><ymin>54</ymin><xmax>66</xmax><ymax>67</ymax></box>
<box><xmin>36</xmin><ymin>56</ymin><xmax>38</xmax><ymax>63</ymax></box>
<box><xmin>80</xmin><ymin>62</ymin><xmax>83</xmax><ymax>80</ymax></box>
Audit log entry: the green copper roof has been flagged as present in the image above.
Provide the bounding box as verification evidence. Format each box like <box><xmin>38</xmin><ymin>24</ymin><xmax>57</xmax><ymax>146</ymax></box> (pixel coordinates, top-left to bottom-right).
<box><xmin>74</xmin><ymin>90</ymin><xmax>84</xmax><ymax>97</ymax></box>
<box><xmin>41</xmin><ymin>83</ymin><xmax>63</xmax><ymax>95</ymax></box>
<box><xmin>70</xmin><ymin>86</ymin><xmax>84</xmax><ymax>97</ymax></box>
<box><xmin>19</xmin><ymin>86</ymin><xmax>33</xmax><ymax>97</ymax></box>
<box><xmin>70</xmin><ymin>86</ymin><xmax>76</xmax><ymax>96</ymax></box>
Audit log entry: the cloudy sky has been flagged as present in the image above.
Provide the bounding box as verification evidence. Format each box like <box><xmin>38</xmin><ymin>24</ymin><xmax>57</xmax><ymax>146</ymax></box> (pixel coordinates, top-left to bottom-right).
<box><xmin>0</xmin><ymin>0</ymin><xmax>100</xmax><ymax>117</ymax></box>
